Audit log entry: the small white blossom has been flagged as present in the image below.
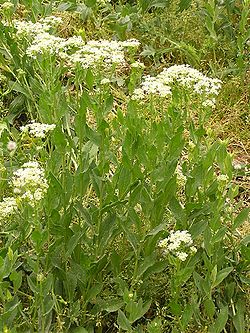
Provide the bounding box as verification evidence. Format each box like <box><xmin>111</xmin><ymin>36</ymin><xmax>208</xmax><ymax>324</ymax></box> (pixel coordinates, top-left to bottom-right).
<box><xmin>13</xmin><ymin>16</ymin><xmax>62</xmax><ymax>39</ymax></box>
<box><xmin>26</xmin><ymin>32</ymin><xmax>64</xmax><ymax>58</ymax></box>
<box><xmin>176</xmin><ymin>251</ymin><xmax>188</xmax><ymax>261</ymax></box>
<box><xmin>132</xmin><ymin>64</ymin><xmax>221</xmax><ymax>106</ymax></box>
<box><xmin>12</xmin><ymin>162</ymin><xmax>48</xmax><ymax>206</ymax></box>
<box><xmin>159</xmin><ymin>230</ymin><xmax>195</xmax><ymax>261</ymax></box>
<box><xmin>7</xmin><ymin>141</ymin><xmax>17</xmax><ymax>151</ymax></box>
<box><xmin>20</xmin><ymin>122</ymin><xmax>56</xmax><ymax>138</ymax></box>
<box><xmin>190</xmin><ymin>246</ymin><xmax>197</xmax><ymax>253</ymax></box>
<box><xmin>0</xmin><ymin>197</ymin><xmax>18</xmax><ymax>221</ymax></box>
<box><xmin>121</xmin><ymin>39</ymin><xmax>140</xmax><ymax>48</ymax></box>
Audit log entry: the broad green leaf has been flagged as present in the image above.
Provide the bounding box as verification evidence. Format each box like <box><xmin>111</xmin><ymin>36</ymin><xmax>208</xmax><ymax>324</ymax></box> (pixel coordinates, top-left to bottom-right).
<box><xmin>111</xmin><ymin>251</ymin><xmax>121</xmax><ymax>276</ymax></box>
<box><xmin>98</xmin><ymin>214</ymin><xmax>118</xmax><ymax>256</ymax></box>
<box><xmin>117</xmin><ymin>310</ymin><xmax>132</xmax><ymax>331</ymax></box>
<box><xmin>233</xmin><ymin>208</ymin><xmax>250</xmax><ymax>231</ymax></box>
<box><xmin>143</xmin><ymin>260</ymin><xmax>168</xmax><ymax>280</ymax></box>
<box><xmin>86</xmin><ymin>283</ymin><xmax>103</xmax><ymax>302</ymax></box>
<box><xmin>181</xmin><ymin>303</ymin><xmax>193</xmax><ymax>329</ymax></box>
<box><xmin>209</xmin><ymin>306</ymin><xmax>228</xmax><ymax>333</ymax></box>
<box><xmin>136</xmin><ymin>254</ymin><xmax>156</xmax><ymax>279</ymax></box>
<box><xmin>102</xmin><ymin>299</ymin><xmax>124</xmax><ymax>313</ymax></box>
<box><xmin>177</xmin><ymin>0</ymin><xmax>192</xmax><ymax>12</ymax></box>
<box><xmin>127</xmin><ymin>298</ymin><xmax>151</xmax><ymax>323</ymax></box>
<box><xmin>27</xmin><ymin>275</ymin><xmax>38</xmax><ymax>294</ymax></box>
<box><xmin>204</xmin><ymin>298</ymin><xmax>215</xmax><ymax>319</ymax></box>
<box><xmin>72</xmin><ymin>328</ymin><xmax>89</xmax><ymax>333</ymax></box>
<box><xmin>233</xmin><ymin>300</ymin><xmax>245</xmax><ymax>333</ymax></box>
<box><xmin>0</xmin><ymin>122</ymin><xmax>8</xmax><ymax>137</ymax></box>
<box><xmin>65</xmin><ymin>231</ymin><xmax>83</xmax><ymax>258</ymax></box>
<box><xmin>86</xmin><ymin>69</ymin><xmax>94</xmax><ymax>89</ymax></box>
<box><xmin>212</xmin><ymin>267</ymin><xmax>233</xmax><ymax>288</ymax></box>
<box><xmin>10</xmin><ymin>271</ymin><xmax>22</xmax><ymax>293</ymax></box>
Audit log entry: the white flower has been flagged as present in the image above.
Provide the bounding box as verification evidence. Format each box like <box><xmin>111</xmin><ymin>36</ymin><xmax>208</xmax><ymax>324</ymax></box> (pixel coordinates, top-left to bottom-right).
<box><xmin>12</xmin><ymin>162</ymin><xmax>48</xmax><ymax>206</ymax></box>
<box><xmin>132</xmin><ymin>64</ymin><xmax>221</xmax><ymax>105</ymax></box>
<box><xmin>20</xmin><ymin>122</ymin><xmax>56</xmax><ymax>138</ymax></box>
<box><xmin>190</xmin><ymin>246</ymin><xmax>197</xmax><ymax>253</ymax></box>
<box><xmin>158</xmin><ymin>238</ymin><xmax>168</xmax><ymax>249</ymax></box>
<box><xmin>26</xmin><ymin>33</ymin><xmax>64</xmax><ymax>58</ymax></box>
<box><xmin>168</xmin><ymin>230</ymin><xmax>193</xmax><ymax>247</ymax></box>
<box><xmin>176</xmin><ymin>251</ymin><xmax>188</xmax><ymax>261</ymax></box>
<box><xmin>158</xmin><ymin>230</ymin><xmax>195</xmax><ymax>260</ymax></box>
<box><xmin>0</xmin><ymin>197</ymin><xmax>18</xmax><ymax>221</ymax></box>
<box><xmin>39</xmin><ymin>16</ymin><xmax>62</xmax><ymax>27</ymax></box>
<box><xmin>13</xmin><ymin>16</ymin><xmax>62</xmax><ymax>39</ymax></box>
<box><xmin>7</xmin><ymin>141</ymin><xmax>17</xmax><ymax>151</ymax></box>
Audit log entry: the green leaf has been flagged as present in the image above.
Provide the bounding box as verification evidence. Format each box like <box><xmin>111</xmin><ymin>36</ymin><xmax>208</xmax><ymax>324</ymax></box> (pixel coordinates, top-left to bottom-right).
<box><xmin>209</xmin><ymin>306</ymin><xmax>228</xmax><ymax>333</ymax></box>
<box><xmin>212</xmin><ymin>267</ymin><xmax>233</xmax><ymax>288</ymax></box>
<box><xmin>204</xmin><ymin>298</ymin><xmax>215</xmax><ymax>319</ymax></box>
<box><xmin>10</xmin><ymin>271</ymin><xmax>22</xmax><ymax>293</ymax></box>
<box><xmin>0</xmin><ymin>122</ymin><xmax>9</xmax><ymax>137</ymax></box>
<box><xmin>102</xmin><ymin>299</ymin><xmax>124</xmax><ymax>313</ymax></box>
<box><xmin>104</xmin><ymin>95</ymin><xmax>114</xmax><ymax>115</ymax></box>
<box><xmin>27</xmin><ymin>275</ymin><xmax>38</xmax><ymax>294</ymax></box>
<box><xmin>117</xmin><ymin>310</ymin><xmax>132</xmax><ymax>331</ymax></box>
<box><xmin>52</xmin><ymin>126</ymin><xmax>67</xmax><ymax>149</ymax></box>
<box><xmin>86</xmin><ymin>68</ymin><xmax>94</xmax><ymax>89</ymax></box>
<box><xmin>177</xmin><ymin>0</ymin><xmax>192</xmax><ymax>12</ymax></box>
<box><xmin>127</xmin><ymin>299</ymin><xmax>151</xmax><ymax>323</ymax></box>
<box><xmin>147</xmin><ymin>317</ymin><xmax>162</xmax><ymax>333</ymax></box>
<box><xmin>86</xmin><ymin>283</ymin><xmax>103</xmax><ymax>302</ymax></box>
<box><xmin>233</xmin><ymin>208</ymin><xmax>249</xmax><ymax>231</ymax></box>
<box><xmin>66</xmin><ymin>231</ymin><xmax>83</xmax><ymax>258</ymax></box>
<box><xmin>85</xmin><ymin>0</ymin><xmax>96</xmax><ymax>7</ymax></box>
<box><xmin>233</xmin><ymin>300</ymin><xmax>245</xmax><ymax>333</ymax></box>
<box><xmin>72</xmin><ymin>328</ymin><xmax>89</xmax><ymax>333</ymax></box>
<box><xmin>137</xmin><ymin>254</ymin><xmax>156</xmax><ymax>279</ymax></box>
<box><xmin>181</xmin><ymin>303</ymin><xmax>193</xmax><ymax>329</ymax></box>
<box><xmin>143</xmin><ymin>260</ymin><xmax>168</xmax><ymax>280</ymax></box>
<box><xmin>98</xmin><ymin>214</ymin><xmax>117</xmax><ymax>256</ymax></box>
<box><xmin>111</xmin><ymin>251</ymin><xmax>121</xmax><ymax>277</ymax></box>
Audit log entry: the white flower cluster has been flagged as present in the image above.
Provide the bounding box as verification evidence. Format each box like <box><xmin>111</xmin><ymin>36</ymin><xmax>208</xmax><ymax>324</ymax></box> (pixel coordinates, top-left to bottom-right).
<box><xmin>14</xmin><ymin>16</ymin><xmax>140</xmax><ymax>67</ymax></box>
<box><xmin>159</xmin><ymin>230</ymin><xmax>197</xmax><ymax>261</ymax></box>
<box><xmin>26</xmin><ymin>32</ymin><xmax>64</xmax><ymax>58</ymax></box>
<box><xmin>20</xmin><ymin>122</ymin><xmax>56</xmax><ymax>138</ymax></box>
<box><xmin>0</xmin><ymin>197</ymin><xmax>18</xmax><ymax>222</ymax></box>
<box><xmin>13</xmin><ymin>16</ymin><xmax>62</xmax><ymax>39</ymax></box>
<box><xmin>132</xmin><ymin>64</ymin><xmax>222</xmax><ymax>107</ymax></box>
<box><xmin>132</xmin><ymin>75</ymin><xmax>172</xmax><ymax>100</ymax></box>
<box><xmin>23</xmin><ymin>20</ymin><xmax>140</xmax><ymax>66</ymax></box>
<box><xmin>12</xmin><ymin>162</ymin><xmax>48</xmax><ymax>206</ymax></box>
<box><xmin>26</xmin><ymin>34</ymin><xmax>85</xmax><ymax>59</ymax></box>
<box><xmin>65</xmin><ymin>39</ymin><xmax>140</xmax><ymax>69</ymax></box>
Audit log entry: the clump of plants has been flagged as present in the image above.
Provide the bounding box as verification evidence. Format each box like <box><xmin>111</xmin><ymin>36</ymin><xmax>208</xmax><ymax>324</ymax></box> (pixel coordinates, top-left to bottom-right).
<box><xmin>0</xmin><ymin>1</ymin><xmax>249</xmax><ymax>333</ymax></box>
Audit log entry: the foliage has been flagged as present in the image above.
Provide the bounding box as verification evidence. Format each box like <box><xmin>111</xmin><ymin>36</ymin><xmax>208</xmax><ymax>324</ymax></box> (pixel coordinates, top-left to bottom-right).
<box><xmin>0</xmin><ymin>1</ymin><xmax>249</xmax><ymax>332</ymax></box>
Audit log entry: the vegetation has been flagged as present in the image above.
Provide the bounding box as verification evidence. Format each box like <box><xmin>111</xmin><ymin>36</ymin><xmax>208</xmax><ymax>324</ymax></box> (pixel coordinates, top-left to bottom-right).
<box><xmin>0</xmin><ymin>1</ymin><xmax>249</xmax><ymax>332</ymax></box>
